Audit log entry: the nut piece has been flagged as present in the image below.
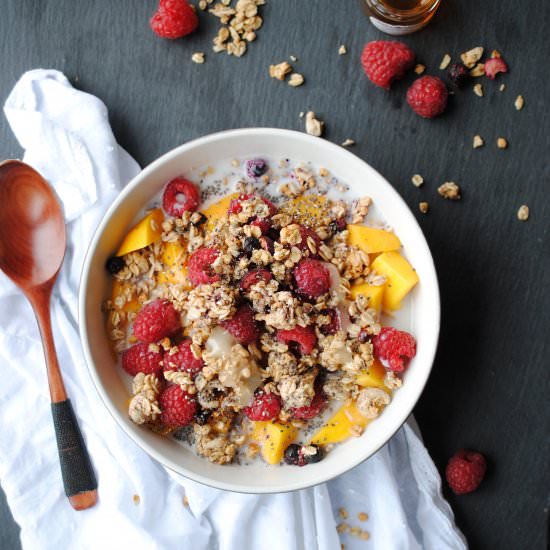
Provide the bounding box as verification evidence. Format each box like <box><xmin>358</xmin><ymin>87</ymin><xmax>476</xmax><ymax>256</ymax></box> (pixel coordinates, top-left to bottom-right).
<box><xmin>461</xmin><ymin>46</ymin><xmax>484</xmax><ymax>68</ymax></box>
<box><xmin>338</xmin><ymin>44</ymin><xmax>347</xmax><ymax>55</ymax></box>
<box><xmin>411</xmin><ymin>174</ymin><xmax>424</xmax><ymax>187</ymax></box>
<box><xmin>499</xmin><ymin>83</ymin><xmax>506</xmax><ymax>92</ymax></box>
<box><xmin>514</xmin><ymin>95</ymin><xmax>524</xmax><ymax>110</ymax></box>
<box><xmin>414</xmin><ymin>64</ymin><xmax>426</xmax><ymax>74</ymax></box>
<box><xmin>288</xmin><ymin>73</ymin><xmax>304</xmax><ymax>87</ymax></box>
<box><xmin>517</xmin><ymin>205</ymin><xmax>529</xmax><ymax>221</ymax></box>
<box><xmin>191</xmin><ymin>52</ymin><xmax>206</xmax><ymax>64</ymax></box>
<box><xmin>269</xmin><ymin>61</ymin><xmax>292</xmax><ymax>80</ymax></box>
<box><xmin>473</xmin><ymin>135</ymin><xmax>484</xmax><ymax>149</ymax></box>
<box><xmin>438</xmin><ymin>181</ymin><xmax>461</xmax><ymax>200</ymax></box>
<box><xmin>497</xmin><ymin>137</ymin><xmax>508</xmax><ymax>149</ymax></box>
<box><xmin>341</xmin><ymin>138</ymin><xmax>355</xmax><ymax>147</ymax></box>
<box><xmin>439</xmin><ymin>53</ymin><xmax>451</xmax><ymax>70</ymax></box>
<box><xmin>418</xmin><ymin>201</ymin><xmax>429</xmax><ymax>214</ymax></box>
<box><xmin>289</xmin><ymin>55</ymin><xmax>297</xmax><ymax>62</ymax></box>
<box><xmin>473</xmin><ymin>83</ymin><xmax>483</xmax><ymax>97</ymax></box>
<box><xmin>305</xmin><ymin>111</ymin><xmax>324</xmax><ymax>137</ymax></box>
<box><xmin>469</xmin><ymin>63</ymin><xmax>485</xmax><ymax>77</ymax></box>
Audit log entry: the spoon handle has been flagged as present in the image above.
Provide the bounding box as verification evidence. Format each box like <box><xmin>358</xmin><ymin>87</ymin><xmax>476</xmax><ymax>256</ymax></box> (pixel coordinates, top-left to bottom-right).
<box><xmin>32</xmin><ymin>284</ymin><xmax>98</xmax><ymax>510</ymax></box>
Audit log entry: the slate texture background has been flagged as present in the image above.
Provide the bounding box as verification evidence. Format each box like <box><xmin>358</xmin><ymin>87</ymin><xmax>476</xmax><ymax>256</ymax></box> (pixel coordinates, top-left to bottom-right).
<box><xmin>0</xmin><ymin>1</ymin><xmax>549</xmax><ymax>549</ymax></box>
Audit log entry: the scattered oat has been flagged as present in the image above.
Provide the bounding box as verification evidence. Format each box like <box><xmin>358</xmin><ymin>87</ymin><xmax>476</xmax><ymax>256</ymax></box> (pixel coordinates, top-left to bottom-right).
<box><xmin>305</xmin><ymin>111</ymin><xmax>324</xmax><ymax>137</ymax></box>
<box><xmin>419</xmin><ymin>202</ymin><xmax>429</xmax><ymax>214</ymax></box>
<box><xmin>288</xmin><ymin>73</ymin><xmax>305</xmax><ymax>87</ymax></box>
<box><xmin>341</xmin><ymin>139</ymin><xmax>355</xmax><ymax>147</ymax></box>
<box><xmin>470</xmin><ymin>63</ymin><xmax>485</xmax><ymax>77</ymax></box>
<box><xmin>338</xmin><ymin>44</ymin><xmax>347</xmax><ymax>55</ymax></box>
<box><xmin>289</xmin><ymin>55</ymin><xmax>297</xmax><ymax>62</ymax></box>
<box><xmin>497</xmin><ymin>137</ymin><xmax>508</xmax><ymax>149</ymax></box>
<box><xmin>339</xmin><ymin>507</ymin><xmax>349</xmax><ymax>520</ymax></box>
<box><xmin>414</xmin><ymin>63</ymin><xmax>426</xmax><ymax>75</ymax></box>
<box><xmin>491</xmin><ymin>49</ymin><xmax>501</xmax><ymax>58</ymax></box>
<box><xmin>461</xmin><ymin>46</ymin><xmax>484</xmax><ymax>68</ymax></box>
<box><xmin>269</xmin><ymin>61</ymin><xmax>292</xmax><ymax>80</ymax></box>
<box><xmin>133</xmin><ymin>494</ymin><xmax>140</xmax><ymax>505</ymax></box>
<box><xmin>473</xmin><ymin>135</ymin><xmax>484</xmax><ymax>149</ymax></box>
<box><xmin>514</xmin><ymin>95</ymin><xmax>524</xmax><ymax>110</ymax></box>
<box><xmin>473</xmin><ymin>83</ymin><xmax>483</xmax><ymax>97</ymax></box>
<box><xmin>517</xmin><ymin>205</ymin><xmax>529</xmax><ymax>221</ymax></box>
<box><xmin>411</xmin><ymin>174</ymin><xmax>424</xmax><ymax>188</ymax></box>
<box><xmin>337</xmin><ymin>523</ymin><xmax>349</xmax><ymax>534</ymax></box>
<box><xmin>358</xmin><ymin>512</ymin><xmax>369</xmax><ymax>522</ymax></box>
<box><xmin>198</xmin><ymin>0</ymin><xmax>207</xmax><ymax>9</ymax></box>
<box><xmin>191</xmin><ymin>52</ymin><xmax>205</xmax><ymax>64</ymax></box>
<box><xmin>319</xmin><ymin>167</ymin><xmax>329</xmax><ymax>177</ymax></box>
<box><xmin>299</xmin><ymin>111</ymin><xmax>305</xmax><ymax>118</ymax></box>
<box><xmin>438</xmin><ymin>181</ymin><xmax>461</xmax><ymax>200</ymax></box>
<box><xmin>183</xmin><ymin>495</ymin><xmax>189</xmax><ymax>506</ymax></box>
<box><xmin>439</xmin><ymin>53</ymin><xmax>451</xmax><ymax>70</ymax></box>
<box><xmin>499</xmin><ymin>83</ymin><xmax>506</xmax><ymax>92</ymax></box>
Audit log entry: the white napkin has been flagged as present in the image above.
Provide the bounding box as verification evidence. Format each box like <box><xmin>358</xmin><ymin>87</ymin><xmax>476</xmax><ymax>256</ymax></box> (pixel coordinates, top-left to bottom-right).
<box><xmin>0</xmin><ymin>69</ymin><xmax>467</xmax><ymax>550</ymax></box>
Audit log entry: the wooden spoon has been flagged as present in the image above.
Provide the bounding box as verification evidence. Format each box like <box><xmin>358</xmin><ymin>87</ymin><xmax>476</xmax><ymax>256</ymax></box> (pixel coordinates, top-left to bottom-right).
<box><xmin>0</xmin><ymin>160</ymin><xmax>97</xmax><ymax>510</ymax></box>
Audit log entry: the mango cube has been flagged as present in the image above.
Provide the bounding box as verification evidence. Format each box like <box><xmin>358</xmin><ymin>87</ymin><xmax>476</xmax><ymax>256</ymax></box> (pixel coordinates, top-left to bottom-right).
<box><xmin>347</xmin><ymin>225</ymin><xmax>401</xmax><ymax>254</ymax></box>
<box><xmin>310</xmin><ymin>402</ymin><xmax>369</xmax><ymax>446</ymax></box>
<box><xmin>349</xmin><ymin>282</ymin><xmax>385</xmax><ymax>312</ymax></box>
<box><xmin>370</xmin><ymin>251</ymin><xmax>419</xmax><ymax>311</ymax></box>
<box><xmin>251</xmin><ymin>421</ymin><xmax>298</xmax><ymax>465</ymax></box>
<box><xmin>117</xmin><ymin>208</ymin><xmax>164</xmax><ymax>256</ymax></box>
<box><xmin>110</xmin><ymin>280</ymin><xmax>142</xmax><ymax>314</ymax></box>
<box><xmin>202</xmin><ymin>192</ymin><xmax>240</xmax><ymax>230</ymax></box>
<box><xmin>356</xmin><ymin>359</ymin><xmax>388</xmax><ymax>392</ymax></box>
<box><xmin>157</xmin><ymin>240</ymin><xmax>189</xmax><ymax>286</ymax></box>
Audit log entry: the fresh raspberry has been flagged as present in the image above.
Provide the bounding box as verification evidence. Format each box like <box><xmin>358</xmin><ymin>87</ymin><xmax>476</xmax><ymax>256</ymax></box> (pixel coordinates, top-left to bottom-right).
<box><xmin>446</xmin><ymin>450</ymin><xmax>487</xmax><ymax>494</ymax></box>
<box><xmin>121</xmin><ymin>343</ymin><xmax>163</xmax><ymax>376</ymax></box>
<box><xmin>361</xmin><ymin>40</ymin><xmax>415</xmax><ymax>89</ymax></box>
<box><xmin>447</xmin><ymin>63</ymin><xmax>470</xmax><ymax>88</ymax></box>
<box><xmin>133</xmin><ymin>299</ymin><xmax>180</xmax><ymax>343</ymax></box>
<box><xmin>188</xmin><ymin>247</ymin><xmax>220</xmax><ymax>285</ymax></box>
<box><xmin>296</xmin><ymin>225</ymin><xmax>322</xmax><ymax>255</ymax></box>
<box><xmin>292</xmin><ymin>388</ymin><xmax>327</xmax><ymax>420</ymax></box>
<box><xmin>293</xmin><ymin>258</ymin><xmax>331</xmax><ymax>298</ymax></box>
<box><xmin>163</xmin><ymin>339</ymin><xmax>204</xmax><ymax>376</ymax></box>
<box><xmin>243</xmin><ymin>390</ymin><xmax>281</xmax><ymax>421</ymax></box>
<box><xmin>484</xmin><ymin>57</ymin><xmax>508</xmax><ymax>80</ymax></box>
<box><xmin>277</xmin><ymin>325</ymin><xmax>317</xmax><ymax>355</ymax></box>
<box><xmin>372</xmin><ymin>326</ymin><xmax>416</xmax><ymax>373</ymax></box>
<box><xmin>159</xmin><ymin>385</ymin><xmax>197</xmax><ymax>427</ymax></box>
<box><xmin>320</xmin><ymin>309</ymin><xmax>340</xmax><ymax>336</ymax></box>
<box><xmin>239</xmin><ymin>268</ymin><xmax>273</xmax><ymax>291</ymax></box>
<box><xmin>150</xmin><ymin>0</ymin><xmax>198</xmax><ymax>39</ymax></box>
<box><xmin>250</xmin><ymin>217</ymin><xmax>271</xmax><ymax>234</ymax></box>
<box><xmin>221</xmin><ymin>303</ymin><xmax>259</xmax><ymax>345</ymax></box>
<box><xmin>406</xmin><ymin>76</ymin><xmax>448</xmax><ymax>118</ymax></box>
<box><xmin>227</xmin><ymin>193</ymin><xmax>277</xmax><ymax>217</ymax></box>
<box><xmin>162</xmin><ymin>177</ymin><xmax>200</xmax><ymax>217</ymax></box>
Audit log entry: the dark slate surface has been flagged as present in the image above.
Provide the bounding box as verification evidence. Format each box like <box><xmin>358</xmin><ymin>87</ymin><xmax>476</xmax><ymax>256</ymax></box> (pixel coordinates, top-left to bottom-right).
<box><xmin>0</xmin><ymin>1</ymin><xmax>548</xmax><ymax>549</ymax></box>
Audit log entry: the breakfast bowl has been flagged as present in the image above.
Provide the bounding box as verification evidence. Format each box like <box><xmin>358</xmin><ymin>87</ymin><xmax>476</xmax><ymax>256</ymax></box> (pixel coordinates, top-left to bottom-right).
<box><xmin>79</xmin><ymin>128</ymin><xmax>440</xmax><ymax>493</ymax></box>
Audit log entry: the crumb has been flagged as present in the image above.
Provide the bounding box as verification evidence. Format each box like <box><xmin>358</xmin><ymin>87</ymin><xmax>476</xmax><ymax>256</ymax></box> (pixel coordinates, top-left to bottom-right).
<box><xmin>299</xmin><ymin>111</ymin><xmax>305</xmax><ymax>118</ymax></box>
<box><xmin>339</xmin><ymin>507</ymin><xmax>349</xmax><ymax>520</ymax></box>
<box><xmin>198</xmin><ymin>0</ymin><xmax>207</xmax><ymax>9</ymax></box>
<box><xmin>469</xmin><ymin>63</ymin><xmax>485</xmax><ymax>77</ymax></box>
<box><xmin>497</xmin><ymin>137</ymin><xmax>508</xmax><ymax>149</ymax></box>
<box><xmin>289</xmin><ymin>55</ymin><xmax>297</xmax><ymax>62</ymax></box>
<box><xmin>411</xmin><ymin>174</ymin><xmax>424</xmax><ymax>188</ymax></box>
<box><xmin>461</xmin><ymin>46</ymin><xmax>484</xmax><ymax>68</ymax></box>
<box><xmin>338</xmin><ymin>44</ymin><xmax>347</xmax><ymax>55</ymax></box>
<box><xmin>499</xmin><ymin>83</ymin><xmax>506</xmax><ymax>92</ymax></box>
<box><xmin>419</xmin><ymin>201</ymin><xmax>429</xmax><ymax>214</ymax></box>
<box><xmin>517</xmin><ymin>205</ymin><xmax>529</xmax><ymax>221</ymax></box>
<box><xmin>288</xmin><ymin>73</ymin><xmax>305</xmax><ymax>87</ymax></box>
<box><xmin>473</xmin><ymin>83</ymin><xmax>483</xmax><ymax>97</ymax></box>
<box><xmin>358</xmin><ymin>512</ymin><xmax>369</xmax><ymax>522</ymax></box>
<box><xmin>183</xmin><ymin>495</ymin><xmax>189</xmax><ymax>506</ymax></box>
<box><xmin>414</xmin><ymin>64</ymin><xmax>426</xmax><ymax>74</ymax></box>
<box><xmin>439</xmin><ymin>54</ymin><xmax>451</xmax><ymax>70</ymax></box>
<box><xmin>491</xmin><ymin>49</ymin><xmax>501</xmax><ymax>58</ymax></box>
<box><xmin>191</xmin><ymin>52</ymin><xmax>206</xmax><ymax>64</ymax></box>
<box><xmin>305</xmin><ymin>111</ymin><xmax>324</xmax><ymax>137</ymax></box>
<box><xmin>231</xmin><ymin>159</ymin><xmax>240</xmax><ymax>167</ymax></box>
<box><xmin>473</xmin><ymin>135</ymin><xmax>484</xmax><ymax>149</ymax></box>
<box><xmin>514</xmin><ymin>95</ymin><xmax>524</xmax><ymax>110</ymax></box>
<box><xmin>133</xmin><ymin>494</ymin><xmax>140</xmax><ymax>505</ymax></box>
<box><xmin>269</xmin><ymin>61</ymin><xmax>292</xmax><ymax>81</ymax></box>
<box><xmin>438</xmin><ymin>181</ymin><xmax>461</xmax><ymax>200</ymax></box>
<box><xmin>337</xmin><ymin>522</ymin><xmax>349</xmax><ymax>533</ymax></box>
<box><xmin>319</xmin><ymin>167</ymin><xmax>329</xmax><ymax>177</ymax></box>
<box><xmin>341</xmin><ymin>139</ymin><xmax>355</xmax><ymax>147</ymax></box>
<box><xmin>360</xmin><ymin>531</ymin><xmax>370</xmax><ymax>540</ymax></box>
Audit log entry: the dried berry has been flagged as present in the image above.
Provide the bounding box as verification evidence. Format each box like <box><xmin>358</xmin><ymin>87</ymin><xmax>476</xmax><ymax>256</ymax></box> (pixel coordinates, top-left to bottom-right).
<box><xmin>245</xmin><ymin>158</ymin><xmax>268</xmax><ymax>178</ymax></box>
<box><xmin>105</xmin><ymin>256</ymin><xmax>125</xmax><ymax>274</ymax></box>
<box><xmin>447</xmin><ymin>63</ymin><xmax>470</xmax><ymax>88</ymax></box>
<box><xmin>243</xmin><ymin>236</ymin><xmax>261</xmax><ymax>256</ymax></box>
<box><xmin>283</xmin><ymin>443</ymin><xmax>324</xmax><ymax>466</ymax></box>
<box><xmin>194</xmin><ymin>409</ymin><xmax>211</xmax><ymax>425</ymax></box>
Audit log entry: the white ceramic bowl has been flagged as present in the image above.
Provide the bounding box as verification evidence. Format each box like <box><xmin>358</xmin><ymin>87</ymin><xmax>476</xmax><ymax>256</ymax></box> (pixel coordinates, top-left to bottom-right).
<box><xmin>79</xmin><ymin>128</ymin><xmax>440</xmax><ymax>493</ymax></box>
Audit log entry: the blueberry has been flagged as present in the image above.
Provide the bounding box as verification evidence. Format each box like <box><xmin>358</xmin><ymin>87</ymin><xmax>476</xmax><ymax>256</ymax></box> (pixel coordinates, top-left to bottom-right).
<box><xmin>300</xmin><ymin>444</ymin><xmax>324</xmax><ymax>465</ymax></box>
<box><xmin>105</xmin><ymin>256</ymin><xmax>125</xmax><ymax>274</ymax></box>
<box><xmin>194</xmin><ymin>409</ymin><xmax>211</xmax><ymax>425</ymax></box>
<box><xmin>246</xmin><ymin>158</ymin><xmax>268</xmax><ymax>178</ymax></box>
<box><xmin>243</xmin><ymin>236</ymin><xmax>261</xmax><ymax>256</ymax></box>
<box><xmin>448</xmin><ymin>63</ymin><xmax>470</xmax><ymax>88</ymax></box>
<box><xmin>283</xmin><ymin>444</ymin><xmax>301</xmax><ymax>466</ymax></box>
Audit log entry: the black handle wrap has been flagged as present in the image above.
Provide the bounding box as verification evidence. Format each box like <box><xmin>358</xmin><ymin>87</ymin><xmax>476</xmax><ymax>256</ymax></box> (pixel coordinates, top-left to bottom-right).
<box><xmin>51</xmin><ymin>399</ymin><xmax>97</xmax><ymax>497</ymax></box>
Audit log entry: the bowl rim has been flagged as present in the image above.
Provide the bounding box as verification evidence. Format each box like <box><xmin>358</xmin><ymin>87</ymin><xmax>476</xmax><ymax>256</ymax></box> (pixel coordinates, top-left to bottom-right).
<box><xmin>78</xmin><ymin>127</ymin><xmax>440</xmax><ymax>493</ymax></box>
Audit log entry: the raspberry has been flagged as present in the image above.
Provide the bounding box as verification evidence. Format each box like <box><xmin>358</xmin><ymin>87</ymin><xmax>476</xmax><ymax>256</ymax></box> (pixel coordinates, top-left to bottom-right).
<box><xmin>484</xmin><ymin>57</ymin><xmax>508</xmax><ymax>80</ymax></box>
<box><xmin>163</xmin><ymin>339</ymin><xmax>204</xmax><ymax>376</ymax></box>
<box><xmin>162</xmin><ymin>177</ymin><xmax>200</xmax><ymax>217</ymax></box>
<box><xmin>406</xmin><ymin>76</ymin><xmax>448</xmax><ymax>118</ymax></box>
<box><xmin>296</xmin><ymin>225</ymin><xmax>321</xmax><ymax>255</ymax></box>
<box><xmin>221</xmin><ymin>303</ymin><xmax>259</xmax><ymax>345</ymax></box>
<box><xmin>361</xmin><ymin>40</ymin><xmax>415</xmax><ymax>89</ymax></box>
<box><xmin>372</xmin><ymin>326</ymin><xmax>416</xmax><ymax>373</ymax></box>
<box><xmin>243</xmin><ymin>390</ymin><xmax>281</xmax><ymax>421</ymax></box>
<box><xmin>250</xmin><ymin>217</ymin><xmax>271</xmax><ymax>234</ymax></box>
<box><xmin>239</xmin><ymin>268</ymin><xmax>273</xmax><ymax>291</ymax></box>
<box><xmin>293</xmin><ymin>258</ymin><xmax>331</xmax><ymax>298</ymax></box>
<box><xmin>121</xmin><ymin>343</ymin><xmax>163</xmax><ymax>377</ymax></box>
<box><xmin>228</xmin><ymin>193</ymin><xmax>277</xmax><ymax>217</ymax></box>
<box><xmin>133</xmin><ymin>299</ymin><xmax>180</xmax><ymax>343</ymax></box>
<box><xmin>292</xmin><ymin>388</ymin><xmax>327</xmax><ymax>420</ymax></box>
<box><xmin>446</xmin><ymin>450</ymin><xmax>487</xmax><ymax>494</ymax></box>
<box><xmin>150</xmin><ymin>0</ymin><xmax>198</xmax><ymax>39</ymax></box>
<box><xmin>245</xmin><ymin>158</ymin><xmax>268</xmax><ymax>178</ymax></box>
<box><xmin>447</xmin><ymin>63</ymin><xmax>470</xmax><ymax>88</ymax></box>
<box><xmin>320</xmin><ymin>309</ymin><xmax>340</xmax><ymax>336</ymax></box>
<box><xmin>159</xmin><ymin>385</ymin><xmax>197</xmax><ymax>427</ymax></box>
<box><xmin>277</xmin><ymin>325</ymin><xmax>317</xmax><ymax>355</ymax></box>
<box><xmin>188</xmin><ymin>247</ymin><xmax>220</xmax><ymax>285</ymax></box>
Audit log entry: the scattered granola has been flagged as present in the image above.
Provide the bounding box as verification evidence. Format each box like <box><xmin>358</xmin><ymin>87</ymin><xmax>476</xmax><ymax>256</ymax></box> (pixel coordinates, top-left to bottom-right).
<box><xmin>338</xmin><ymin>44</ymin><xmax>347</xmax><ymax>55</ymax></box>
<box><xmin>514</xmin><ymin>95</ymin><xmax>524</xmax><ymax>111</ymax></box>
<box><xmin>133</xmin><ymin>494</ymin><xmax>140</xmax><ymax>505</ymax></box>
<box><xmin>339</xmin><ymin>507</ymin><xmax>349</xmax><ymax>520</ymax></box>
<box><xmin>473</xmin><ymin>83</ymin><xmax>483</xmax><ymax>97</ymax></box>
<box><xmin>191</xmin><ymin>52</ymin><xmax>205</xmax><ymax>64</ymax></box>
<box><xmin>411</xmin><ymin>174</ymin><xmax>424</xmax><ymax>188</ymax></box>
<box><xmin>418</xmin><ymin>202</ymin><xmax>429</xmax><ymax>214</ymax></box>
<box><xmin>269</xmin><ymin>61</ymin><xmax>292</xmax><ymax>81</ymax></box>
<box><xmin>439</xmin><ymin>53</ymin><xmax>451</xmax><ymax>70</ymax></box>
<box><xmin>288</xmin><ymin>73</ymin><xmax>305</xmax><ymax>87</ymax></box>
<box><xmin>438</xmin><ymin>181</ymin><xmax>461</xmax><ymax>200</ymax></box>
<box><xmin>305</xmin><ymin>111</ymin><xmax>324</xmax><ymax>137</ymax></box>
<box><xmin>469</xmin><ymin>63</ymin><xmax>485</xmax><ymax>77</ymax></box>
<box><xmin>497</xmin><ymin>137</ymin><xmax>508</xmax><ymax>149</ymax></box>
<box><xmin>460</xmin><ymin>46</ymin><xmax>484</xmax><ymax>68</ymax></box>
<box><xmin>341</xmin><ymin>139</ymin><xmax>355</xmax><ymax>147</ymax></box>
<box><xmin>358</xmin><ymin>512</ymin><xmax>369</xmax><ymax>522</ymax></box>
<box><xmin>517</xmin><ymin>205</ymin><xmax>529</xmax><ymax>221</ymax></box>
<box><xmin>414</xmin><ymin>63</ymin><xmax>426</xmax><ymax>75</ymax></box>
<box><xmin>289</xmin><ymin>54</ymin><xmax>297</xmax><ymax>62</ymax></box>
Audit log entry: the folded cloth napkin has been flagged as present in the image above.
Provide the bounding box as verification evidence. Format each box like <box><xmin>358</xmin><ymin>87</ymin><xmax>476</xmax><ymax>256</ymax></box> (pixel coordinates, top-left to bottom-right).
<box><xmin>0</xmin><ymin>69</ymin><xmax>467</xmax><ymax>550</ymax></box>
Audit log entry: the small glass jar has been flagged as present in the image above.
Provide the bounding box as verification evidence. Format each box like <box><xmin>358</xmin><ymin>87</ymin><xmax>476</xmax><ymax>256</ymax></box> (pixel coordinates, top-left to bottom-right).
<box><xmin>363</xmin><ymin>0</ymin><xmax>442</xmax><ymax>36</ymax></box>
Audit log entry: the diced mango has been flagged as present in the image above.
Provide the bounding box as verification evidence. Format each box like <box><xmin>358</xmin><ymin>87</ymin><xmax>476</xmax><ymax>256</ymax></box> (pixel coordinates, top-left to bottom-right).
<box><xmin>370</xmin><ymin>251</ymin><xmax>419</xmax><ymax>311</ymax></box>
<box><xmin>110</xmin><ymin>279</ymin><xmax>142</xmax><ymax>313</ymax></box>
<box><xmin>202</xmin><ymin>193</ymin><xmax>240</xmax><ymax>230</ymax></box>
<box><xmin>356</xmin><ymin>359</ymin><xmax>388</xmax><ymax>391</ymax></box>
<box><xmin>349</xmin><ymin>282</ymin><xmax>385</xmax><ymax>312</ymax></box>
<box><xmin>310</xmin><ymin>402</ymin><xmax>369</xmax><ymax>446</ymax></box>
<box><xmin>347</xmin><ymin>225</ymin><xmax>401</xmax><ymax>254</ymax></box>
<box><xmin>116</xmin><ymin>208</ymin><xmax>164</xmax><ymax>256</ymax></box>
<box><xmin>279</xmin><ymin>194</ymin><xmax>331</xmax><ymax>226</ymax></box>
<box><xmin>157</xmin><ymin>240</ymin><xmax>190</xmax><ymax>286</ymax></box>
<box><xmin>251</xmin><ymin>421</ymin><xmax>298</xmax><ymax>465</ymax></box>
